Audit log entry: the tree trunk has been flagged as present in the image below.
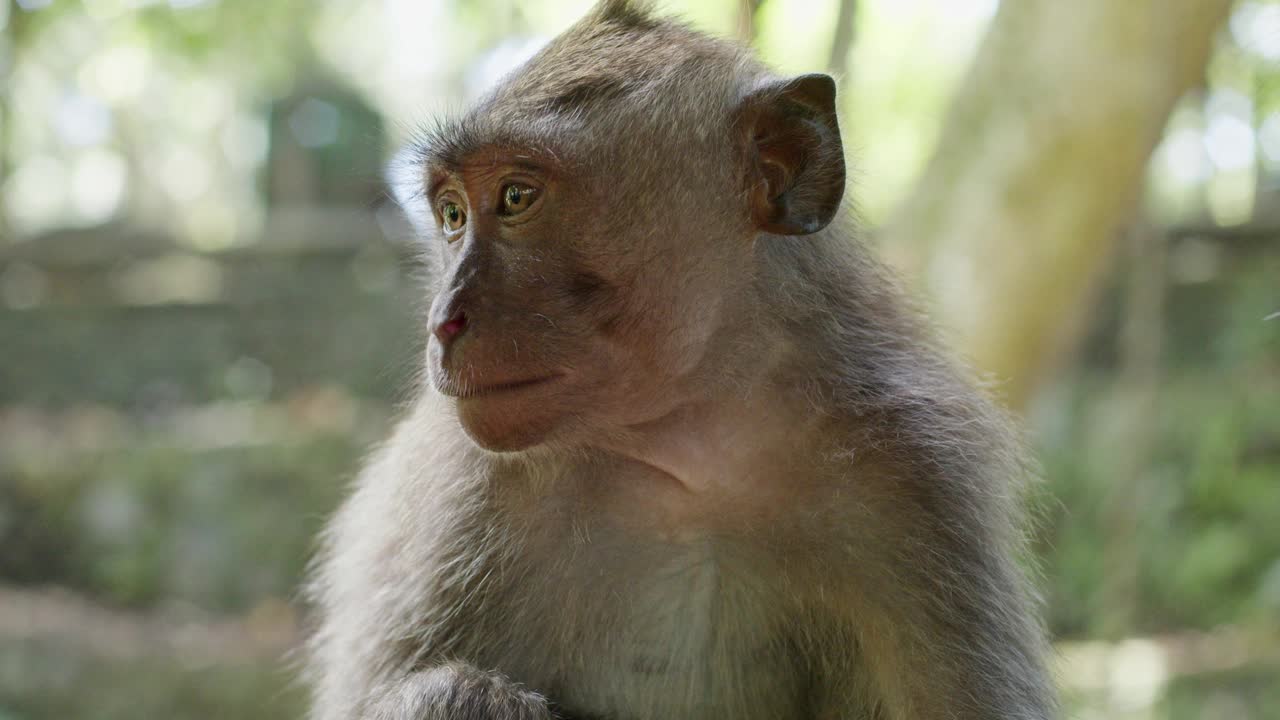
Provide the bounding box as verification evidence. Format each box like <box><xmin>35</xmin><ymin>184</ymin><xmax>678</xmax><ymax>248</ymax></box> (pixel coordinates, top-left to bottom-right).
<box><xmin>0</xmin><ymin>0</ymin><xmax>20</xmax><ymax>242</ymax></box>
<box><xmin>825</xmin><ymin>0</ymin><xmax>857</xmax><ymax>90</ymax></box>
<box><xmin>736</xmin><ymin>0</ymin><xmax>764</xmax><ymax>45</ymax></box>
<box><xmin>880</xmin><ymin>0</ymin><xmax>1233</xmax><ymax>409</ymax></box>
<box><xmin>1100</xmin><ymin>220</ymin><xmax>1165</xmax><ymax>638</ymax></box>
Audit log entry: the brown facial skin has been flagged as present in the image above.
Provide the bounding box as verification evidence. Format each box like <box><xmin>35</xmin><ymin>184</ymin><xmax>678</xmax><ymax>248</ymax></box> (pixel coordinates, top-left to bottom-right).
<box><xmin>423</xmin><ymin>156</ymin><xmax>585</xmax><ymax>451</ymax></box>
<box><xmin>306</xmin><ymin>2</ymin><xmax>1056</xmax><ymax>720</ymax></box>
<box><xmin>419</xmin><ymin>108</ymin><xmax>769</xmax><ymax>454</ymax></box>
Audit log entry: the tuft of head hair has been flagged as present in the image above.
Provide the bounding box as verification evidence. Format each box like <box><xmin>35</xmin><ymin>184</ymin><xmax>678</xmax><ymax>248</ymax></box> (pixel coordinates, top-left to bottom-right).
<box><xmin>590</xmin><ymin>0</ymin><xmax>657</xmax><ymax>28</ymax></box>
<box><xmin>404</xmin><ymin>0</ymin><xmax>756</xmax><ymax>174</ymax></box>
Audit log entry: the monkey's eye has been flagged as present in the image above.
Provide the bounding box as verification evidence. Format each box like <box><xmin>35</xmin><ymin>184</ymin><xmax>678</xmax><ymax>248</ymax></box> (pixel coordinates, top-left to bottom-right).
<box><xmin>499</xmin><ymin>183</ymin><xmax>539</xmax><ymax>216</ymax></box>
<box><xmin>440</xmin><ymin>202</ymin><xmax>466</xmax><ymax>234</ymax></box>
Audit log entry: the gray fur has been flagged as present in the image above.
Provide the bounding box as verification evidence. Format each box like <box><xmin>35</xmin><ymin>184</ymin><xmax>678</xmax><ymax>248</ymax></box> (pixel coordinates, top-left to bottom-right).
<box><xmin>306</xmin><ymin>2</ymin><xmax>1056</xmax><ymax>719</ymax></box>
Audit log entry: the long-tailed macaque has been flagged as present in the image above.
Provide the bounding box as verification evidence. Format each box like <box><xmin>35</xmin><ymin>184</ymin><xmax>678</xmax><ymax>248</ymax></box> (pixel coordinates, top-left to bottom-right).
<box><xmin>306</xmin><ymin>2</ymin><xmax>1056</xmax><ymax>718</ymax></box>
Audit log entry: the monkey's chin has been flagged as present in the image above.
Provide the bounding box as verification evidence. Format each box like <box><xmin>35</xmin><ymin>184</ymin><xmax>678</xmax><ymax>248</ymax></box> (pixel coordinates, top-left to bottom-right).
<box><xmin>456</xmin><ymin>399</ymin><xmax>563</xmax><ymax>452</ymax></box>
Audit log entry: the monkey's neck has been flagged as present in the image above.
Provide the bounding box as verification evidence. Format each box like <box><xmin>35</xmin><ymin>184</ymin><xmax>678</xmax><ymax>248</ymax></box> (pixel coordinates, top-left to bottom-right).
<box><xmin>596</xmin><ymin>337</ymin><xmax>823</xmax><ymax>500</ymax></box>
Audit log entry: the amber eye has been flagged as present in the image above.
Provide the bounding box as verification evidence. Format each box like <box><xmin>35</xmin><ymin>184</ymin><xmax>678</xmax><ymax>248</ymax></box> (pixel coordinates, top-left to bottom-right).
<box><xmin>500</xmin><ymin>183</ymin><xmax>539</xmax><ymax>216</ymax></box>
<box><xmin>441</xmin><ymin>202</ymin><xmax>466</xmax><ymax>233</ymax></box>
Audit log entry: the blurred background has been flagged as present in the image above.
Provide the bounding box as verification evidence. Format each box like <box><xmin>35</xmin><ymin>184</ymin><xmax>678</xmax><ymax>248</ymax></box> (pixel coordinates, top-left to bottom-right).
<box><xmin>0</xmin><ymin>0</ymin><xmax>1276</xmax><ymax>718</ymax></box>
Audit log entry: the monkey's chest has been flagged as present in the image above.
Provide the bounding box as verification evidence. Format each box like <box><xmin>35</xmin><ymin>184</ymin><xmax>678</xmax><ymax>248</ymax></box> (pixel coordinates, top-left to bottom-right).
<box><xmin>487</xmin><ymin>538</ymin><xmax>809</xmax><ymax>720</ymax></box>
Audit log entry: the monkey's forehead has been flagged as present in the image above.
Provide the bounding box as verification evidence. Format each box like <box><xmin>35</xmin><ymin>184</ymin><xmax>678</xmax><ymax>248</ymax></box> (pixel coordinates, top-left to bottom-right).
<box><xmin>410</xmin><ymin>3</ymin><xmax>766</xmax><ymax>172</ymax></box>
<box><xmin>408</xmin><ymin>113</ymin><xmax>577</xmax><ymax>175</ymax></box>
<box><xmin>503</xmin><ymin>8</ymin><xmax>757</xmax><ymax>112</ymax></box>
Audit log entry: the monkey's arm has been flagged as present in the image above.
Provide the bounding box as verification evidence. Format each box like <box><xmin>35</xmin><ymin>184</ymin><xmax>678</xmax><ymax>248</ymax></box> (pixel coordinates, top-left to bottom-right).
<box><xmin>359</xmin><ymin>662</ymin><xmax>555</xmax><ymax>720</ymax></box>
<box><xmin>856</xmin><ymin>574</ymin><xmax>1052</xmax><ymax>718</ymax></box>
<box><xmin>818</xmin><ymin>476</ymin><xmax>1055</xmax><ymax>719</ymax></box>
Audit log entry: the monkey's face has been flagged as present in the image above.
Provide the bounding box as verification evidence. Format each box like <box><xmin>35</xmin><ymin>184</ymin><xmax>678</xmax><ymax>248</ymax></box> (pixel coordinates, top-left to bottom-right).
<box><xmin>410</xmin><ymin>34</ymin><xmax>844</xmax><ymax>453</ymax></box>
<box><xmin>418</xmin><ymin>145</ymin><xmax>747</xmax><ymax>453</ymax></box>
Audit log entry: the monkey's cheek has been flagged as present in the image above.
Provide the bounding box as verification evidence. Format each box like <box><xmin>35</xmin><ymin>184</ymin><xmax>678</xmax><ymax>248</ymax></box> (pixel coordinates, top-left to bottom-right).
<box><xmin>456</xmin><ymin>399</ymin><xmax>562</xmax><ymax>452</ymax></box>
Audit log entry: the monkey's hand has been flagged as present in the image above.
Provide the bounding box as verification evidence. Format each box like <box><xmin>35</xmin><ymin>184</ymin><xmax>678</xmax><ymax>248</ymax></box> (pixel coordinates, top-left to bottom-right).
<box><xmin>359</xmin><ymin>662</ymin><xmax>555</xmax><ymax>720</ymax></box>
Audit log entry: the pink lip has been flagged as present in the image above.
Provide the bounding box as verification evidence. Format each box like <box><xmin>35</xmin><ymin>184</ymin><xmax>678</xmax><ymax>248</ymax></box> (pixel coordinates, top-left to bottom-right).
<box><xmin>442</xmin><ymin>373</ymin><xmax>562</xmax><ymax>399</ymax></box>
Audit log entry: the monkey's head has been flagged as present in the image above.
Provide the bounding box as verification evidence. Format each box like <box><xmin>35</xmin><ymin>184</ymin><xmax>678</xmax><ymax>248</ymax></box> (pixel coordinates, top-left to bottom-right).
<box><xmin>397</xmin><ymin>0</ymin><xmax>845</xmax><ymax>452</ymax></box>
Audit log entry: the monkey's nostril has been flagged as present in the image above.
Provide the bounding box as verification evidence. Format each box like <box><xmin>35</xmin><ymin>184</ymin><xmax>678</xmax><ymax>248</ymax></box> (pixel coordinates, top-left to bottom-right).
<box><xmin>437</xmin><ymin>310</ymin><xmax>468</xmax><ymax>343</ymax></box>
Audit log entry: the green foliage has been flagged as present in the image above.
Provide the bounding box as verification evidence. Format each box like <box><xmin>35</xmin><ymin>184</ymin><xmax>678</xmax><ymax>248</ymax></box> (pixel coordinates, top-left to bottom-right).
<box><xmin>1162</xmin><ymin>665</ymin><xmax>1280</xmax><ymax>720</ymax></box>
<box><xmin>1038</xmin><ymin>256</ymin><xmax>1280</xmax><ymax>637</ymax></box>
<box><xmin>0</xmin><ymin>640</ymin><xmax>305</xmax><ymax>720</ymax></box>
<box><xmin>1</xmin><ymin>435</ymin><xmax>357</xmax><ymax>612</ymax></box>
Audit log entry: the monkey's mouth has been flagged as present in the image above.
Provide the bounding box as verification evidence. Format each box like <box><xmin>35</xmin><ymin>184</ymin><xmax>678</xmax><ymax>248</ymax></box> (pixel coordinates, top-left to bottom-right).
<box><xmin>440</xmin><ymin>373</ymin><xmax>563</xmax><ymax>400</ymax></box>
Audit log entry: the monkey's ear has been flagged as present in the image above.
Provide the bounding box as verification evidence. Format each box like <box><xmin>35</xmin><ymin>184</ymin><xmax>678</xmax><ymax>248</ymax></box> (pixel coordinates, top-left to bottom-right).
<box><xmin>741</xmin><ymin>73</ymin><xmax>846</xmax><ymax>236</ymax></box>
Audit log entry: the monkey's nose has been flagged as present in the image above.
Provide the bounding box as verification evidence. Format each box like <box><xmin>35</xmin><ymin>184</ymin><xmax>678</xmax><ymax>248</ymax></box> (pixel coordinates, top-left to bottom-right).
<box><xmin>435</xmin><ymin>309</ymin><xmax>468</xmax><ymax>345</ymax></box>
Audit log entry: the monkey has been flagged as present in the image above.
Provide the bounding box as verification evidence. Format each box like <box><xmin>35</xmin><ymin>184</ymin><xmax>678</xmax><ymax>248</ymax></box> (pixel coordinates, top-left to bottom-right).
<box><xmin>304</xmin><ymin>2</ymin><xmax>1057</xmax><ymax>719</ymax></box>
